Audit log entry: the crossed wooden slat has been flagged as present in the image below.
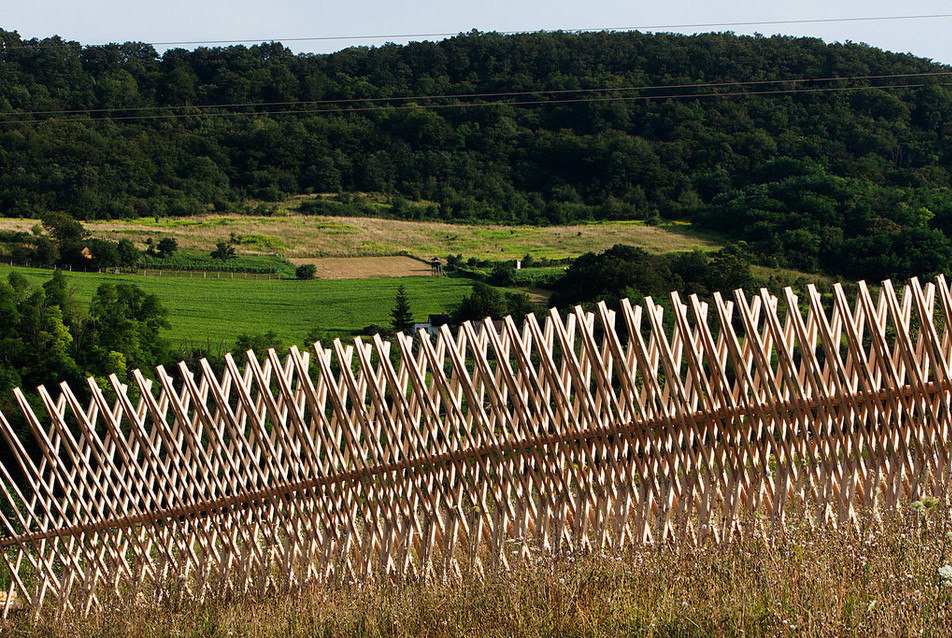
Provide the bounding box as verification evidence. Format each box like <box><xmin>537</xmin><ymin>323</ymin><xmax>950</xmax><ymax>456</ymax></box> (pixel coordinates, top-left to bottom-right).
<box><xmin>1</xmin><ymin>276</ymin><xmax>951</xmax><ymax>617</ymax></box>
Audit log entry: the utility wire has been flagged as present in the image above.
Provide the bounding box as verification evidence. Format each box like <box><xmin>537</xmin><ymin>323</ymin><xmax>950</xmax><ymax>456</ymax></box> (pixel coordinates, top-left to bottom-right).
<box><xmin>3</xmin><ymin>71</ymin><xmax>949</xmax><ymax>120</ymax></box>
<box><xmin>0</xmin><ymin>78</ymin><xmax>945</xmax><ymax>125</ymax></box>
<box><xmin>3</xmin><ymin>13</ymin><xmax>952</xmax><ymax>50</ymax></box>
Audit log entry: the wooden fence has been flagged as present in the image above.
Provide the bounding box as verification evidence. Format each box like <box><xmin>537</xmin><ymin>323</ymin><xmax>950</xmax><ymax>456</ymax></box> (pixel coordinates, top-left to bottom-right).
<box><xmin>1</xmin><ymin>276</ymin><xmax>951</xmax><ymax>616</ymax></box>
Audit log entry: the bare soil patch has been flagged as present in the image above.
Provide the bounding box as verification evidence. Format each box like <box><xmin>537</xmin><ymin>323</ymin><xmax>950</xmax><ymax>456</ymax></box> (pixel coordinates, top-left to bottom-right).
<box><xmin>288</xmin><ymin>256</ymin><xmax>433</xmax><ymax>279</ymax></box>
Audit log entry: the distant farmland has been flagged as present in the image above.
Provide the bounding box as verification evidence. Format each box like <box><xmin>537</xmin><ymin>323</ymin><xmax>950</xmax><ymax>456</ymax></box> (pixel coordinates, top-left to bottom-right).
<box><xmin>0</xmin><ymin>266</ymin><xmax>472</xmax><ymax>346</ymax></box>
<box><xmin>0</xmin><ymin>214</ymin><xmax>722</xmax><ymax>261</ymax></box>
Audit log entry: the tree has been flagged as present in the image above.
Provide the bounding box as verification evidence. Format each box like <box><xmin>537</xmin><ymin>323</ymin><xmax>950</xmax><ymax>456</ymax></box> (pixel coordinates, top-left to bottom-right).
<box><xmin>40</xmin><ymin>211</ymin><xmax>87</xmax><ymax>246</ymax></box>
<box><xmin>82</xmin><ymin>282</ymin><xmax>170</xmax><ymax>370</ymax></box>
<box><xmin>488</xmin><ymin>262</ymin><xmax>516</xmax><ymax>286</ymax></box>
<box><xmin>33</xmin><ymin>236</ymin><xmax>60</xmax><ymax>266</ymax></box>
<box><xmin>389</xmin><ymin>285</ymin><xmax>415</xmax><ymax>333</ymax></box>
<box><xmin>453</xmin><ymin>282</ymin><xmax>506</xmax><ymax>324</ymax></box>
<box><xmin>504</xmin><ymin>292</ymin><xmax>536</xmax><ymax>319</ymax></box>
<box><xmin>117</xmin><ymin>239</ymin><xmax>141</xmax><ymax>267</ymax></box>
<box><xmin>296</xmin><ymin>263</ymin><xmax>317</xmax><ymax>280</ymax></box>
<box><xmin>211</xmin><ymin>241</ymin><xmax>237</xmax><ymax>261</ymax></box>
<box><xmin>43</xmin><ymin>269</ymin><xmax>78</xmax><ymax>326</ymax></box>
<box><xmin>551</xmin><ymin>245</ymin><xmax>678</xmax><ymax>307</ymax></box>
<box><xmin>156</xmin><ymin>237</ymin><xmax>178</xmax><ymax>258</ymax></box>
<box><xmin>84</xmin><ymin>238</ymin><xmax>120</xmax><ymax>268</ymax></box>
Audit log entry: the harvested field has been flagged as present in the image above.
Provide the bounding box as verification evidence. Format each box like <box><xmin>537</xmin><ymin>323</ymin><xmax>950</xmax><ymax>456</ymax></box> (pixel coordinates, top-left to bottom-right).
<box><xmin>287</xmin><ymin>255</ymin><xmax>433</xmax><ymax>279</ymax></box>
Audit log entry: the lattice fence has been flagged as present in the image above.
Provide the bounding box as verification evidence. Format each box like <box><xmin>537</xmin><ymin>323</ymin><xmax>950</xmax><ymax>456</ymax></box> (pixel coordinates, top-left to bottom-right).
<box><xmin>1</xmin><ymin>276</ymin><xmax>951</xmax><ymax>616</ymax></box>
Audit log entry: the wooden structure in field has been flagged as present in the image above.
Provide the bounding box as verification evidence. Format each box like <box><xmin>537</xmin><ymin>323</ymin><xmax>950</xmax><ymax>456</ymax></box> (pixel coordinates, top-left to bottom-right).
<box><xmin>1</xmin><ymin>276</ymin><xmax>951</xmax><ymax>615</ymax></box>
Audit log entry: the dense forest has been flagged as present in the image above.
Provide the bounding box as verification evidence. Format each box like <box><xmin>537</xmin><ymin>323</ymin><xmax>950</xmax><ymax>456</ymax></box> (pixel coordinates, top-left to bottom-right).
<box><xmin>3</xmin><ymin>29</ymin><xmax>952</xmax><ymax>280</ymax></box>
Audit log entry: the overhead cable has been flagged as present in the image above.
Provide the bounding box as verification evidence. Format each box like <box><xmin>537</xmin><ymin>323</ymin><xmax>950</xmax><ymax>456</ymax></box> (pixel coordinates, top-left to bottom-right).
<box><xmin>0</xmin><ymin>78</ymin><xmax>946</xmax><ymax>125</ymax></box>
<box><xmin>2</xmin><ymin>70</ymin><xmax>949</xmax><ymax>120</ymax></box>
<box><xmin>4</xmin><ymin>13</ymin><xmax>952</xmax><ymax>50</ymax></box>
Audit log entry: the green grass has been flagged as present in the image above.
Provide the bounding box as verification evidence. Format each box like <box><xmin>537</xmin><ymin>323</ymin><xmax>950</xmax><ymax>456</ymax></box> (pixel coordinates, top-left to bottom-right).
<box><xmin>139</xmin><ymin>249</ymin><xmax>295</xmax><ymax>275</ymax></box>
<box><xmin>0</xmin><ymin>266</ymin><xmax>472</xmax><ymax>347</ymax></box>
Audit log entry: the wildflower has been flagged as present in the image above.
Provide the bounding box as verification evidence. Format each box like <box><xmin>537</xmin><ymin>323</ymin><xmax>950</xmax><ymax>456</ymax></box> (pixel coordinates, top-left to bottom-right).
<box><xmin>939</xmin><ymin>564</ymin><xmax>952</xmax><ymax>586</ymax></box>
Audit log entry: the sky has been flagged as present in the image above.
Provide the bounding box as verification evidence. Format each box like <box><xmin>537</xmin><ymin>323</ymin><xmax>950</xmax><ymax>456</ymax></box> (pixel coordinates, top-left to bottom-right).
<box><xmin>5</xmin><ymin>0</ymin><xmax>952</xmax><ymax>64</ymax></box>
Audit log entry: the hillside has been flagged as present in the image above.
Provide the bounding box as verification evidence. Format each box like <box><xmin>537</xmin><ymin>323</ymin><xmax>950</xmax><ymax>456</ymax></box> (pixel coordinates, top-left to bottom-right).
<box><xmin>2</xmin><ymin>30</ymin><xmax>952</xmax><ymax>281</ymax></box>
<box><xmin>0</xmin><ymin>210</ymin><xmax>721</xmax><ymax>260</ymax></box>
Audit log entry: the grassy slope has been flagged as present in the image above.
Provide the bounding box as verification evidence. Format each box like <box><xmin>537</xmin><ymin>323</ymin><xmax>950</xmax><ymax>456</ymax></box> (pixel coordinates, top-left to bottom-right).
<box><xmin>0</xmin><ymin>215</ymin><xmax>723</xmax><ymax>261</ymax></box>
<box><xmin>0</xmin><ymin>266</ymin><xmax>472</xmax><ymax>346</ymax></box>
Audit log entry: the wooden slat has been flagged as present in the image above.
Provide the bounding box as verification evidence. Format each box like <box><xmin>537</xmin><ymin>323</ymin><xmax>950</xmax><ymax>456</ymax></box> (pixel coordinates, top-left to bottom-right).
<box><xmin>1</xmin><ymin>276</ymin><xmax>951</xmax><ymax>616</ymax></box>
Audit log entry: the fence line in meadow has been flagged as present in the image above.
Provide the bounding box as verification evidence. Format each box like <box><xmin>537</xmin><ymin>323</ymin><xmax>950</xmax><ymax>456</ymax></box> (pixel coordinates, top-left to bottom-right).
<box><xmin>0</xmin><ymin>275</ymin><xmax>951</xmax><ymax>617</ymax></box>
<box><xmin>4</xmin><ymin>260</ymin><xmax>282</xmax><ymax>280</ymax></box>
<box><xmin>137</xmin><ymin>268</ymin><xmax>279</xmax><ymax>280</ymax></box>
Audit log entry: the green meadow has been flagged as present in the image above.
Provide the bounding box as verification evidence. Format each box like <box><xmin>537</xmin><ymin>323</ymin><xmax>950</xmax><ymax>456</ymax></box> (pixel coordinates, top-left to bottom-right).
<box><xmin>0</xmin><ymin>266</ymin><xmax>472</xmax><ymax>347</ymax></box>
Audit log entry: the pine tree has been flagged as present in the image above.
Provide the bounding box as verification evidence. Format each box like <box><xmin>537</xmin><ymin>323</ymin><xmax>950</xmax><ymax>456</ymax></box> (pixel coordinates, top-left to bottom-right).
<box><xmin>389</xmin><ymin>285</ymin><xmax>414</xmax><ymax>334</ymax></box>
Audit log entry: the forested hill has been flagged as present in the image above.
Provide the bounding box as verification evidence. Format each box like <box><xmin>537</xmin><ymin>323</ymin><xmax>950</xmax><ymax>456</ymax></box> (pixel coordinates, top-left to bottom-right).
<box><xmin>3</xmin><ymin>29</ymin><xmax>952</xmax><ymax>279</ymax></box>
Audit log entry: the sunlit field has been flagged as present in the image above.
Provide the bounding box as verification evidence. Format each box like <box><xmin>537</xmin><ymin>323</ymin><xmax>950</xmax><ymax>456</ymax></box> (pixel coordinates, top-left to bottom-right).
<box><xmin>11</xmin><ymin>507</ymin><xmax>952</xmax><ymax>637</ymax></box>
<box><xmin>0</xmin><ymin>265</ymin><xmax>472</xmax><ymax>345</ymax></box>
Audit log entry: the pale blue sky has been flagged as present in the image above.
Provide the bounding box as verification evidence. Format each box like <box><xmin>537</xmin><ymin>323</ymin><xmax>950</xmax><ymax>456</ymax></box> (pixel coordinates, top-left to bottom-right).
<box><xmin>5</xmin><ymin>0</ymin><xmax>952</xmax><ymax>64</ymax></box>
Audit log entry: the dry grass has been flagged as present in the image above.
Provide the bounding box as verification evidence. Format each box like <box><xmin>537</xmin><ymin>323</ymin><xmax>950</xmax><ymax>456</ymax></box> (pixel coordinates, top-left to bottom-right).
<box><xmin>0</xmin><ymin>215</ymin><xmax>720</xmax><ymax>261</ymax></box>
<box><xmin>10</xmin><ymin>506</ymin><xmax>952</xmax><ymax>637</ymax></box>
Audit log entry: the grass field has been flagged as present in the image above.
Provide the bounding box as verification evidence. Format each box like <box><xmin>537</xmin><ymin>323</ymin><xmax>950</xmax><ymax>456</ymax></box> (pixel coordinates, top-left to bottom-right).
<box><xmin>0</xmin><ymin>266</ymin><xmax>472</xmax><ymax>346</ymax></box>
<box><xmin>0</xmin><ymin>215</ymin><xmax>722</xmax><ymax>262</ymax></box>
<box><xmin>14</xmin><ymin>508</ymin><xmax>952</xmax><ymax>637</ymax></box>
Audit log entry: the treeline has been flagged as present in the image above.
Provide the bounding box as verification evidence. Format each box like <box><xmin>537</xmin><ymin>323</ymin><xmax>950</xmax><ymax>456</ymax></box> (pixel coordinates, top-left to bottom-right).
<box><xmin>0</xmin><ymin>270</ymin><xmax>169</xmax><ymax>416</ymax></box>
<box><xmin>437</xmin><ymin>242</ymin><xmax>773</xmax><ymax>330</ymax></box>
<box><xmin>3</xmin><ymin>30</ymin><xmax>952</xmax><ymax>280</ymax></box>
<box><xmin>551</xmin><ymin>244</ymin><xmax>757</xmax><ymax>308</ymax></box>
<box><xmin>0</xmin><ymin>269</ymin><xmax>321</xmax><ymax>423</ymax></box>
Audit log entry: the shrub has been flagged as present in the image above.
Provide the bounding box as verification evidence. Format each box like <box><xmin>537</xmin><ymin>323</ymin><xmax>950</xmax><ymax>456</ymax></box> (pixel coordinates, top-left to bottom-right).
<box><xmin>156</xmin><ymin>238</ymin><xmax>178</xmax><ymax>258</ymax></box>
<box><xmin>211</xmin><ymin>241</ymin><xmax>237</xmax><ymax>261</ymax></box>
<box><xmin>296</xmin><ymin>264</ymin><xmax>317</xmax><ymax>280</ymax></box>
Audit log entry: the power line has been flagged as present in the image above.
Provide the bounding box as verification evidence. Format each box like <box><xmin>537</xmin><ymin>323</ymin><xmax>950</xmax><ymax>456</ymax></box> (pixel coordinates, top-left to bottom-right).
<box><xmin>3</xmin><ymin>71</ymin><xmax>949</xmax><ymax>120</ymax></box>
<box><xmin>0</xmin><ymin>77</ymin><xmax>945</xmax><ymax>125</ymax></box>
<box><xmin>4</xmin><ymin>13</ymin><xmax>952</xmax><ymax>50</ymax></box>
<box><xmin>615</xmin><ymin>13</ymin><xmax>952</xmax><ymax>33</ymax></box>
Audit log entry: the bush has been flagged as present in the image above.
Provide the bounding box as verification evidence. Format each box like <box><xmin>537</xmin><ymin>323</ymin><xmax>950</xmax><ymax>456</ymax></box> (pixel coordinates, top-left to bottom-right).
<box><xmin>156</xmin><ymin>238</ymin><xmax>178</xmax><ymax>258</ymax></box>
<box><xmin>296</xmin><ymin>264</ymin><xmax>317</xmax><ymax>280</ymax></box>
<box><xmin>117</xmin><ymin>239</ymin><xmax>141</xmax><ymax>267</ymax></box>
<box><xmin>362</xmin><ymin>323</ymin><xmax>395</xmax><ymax>337</ymax></box>
<box><xmin>210</xmin><ymin>241</ymin><xmax>237</xmax><ymax>261</ymax></box>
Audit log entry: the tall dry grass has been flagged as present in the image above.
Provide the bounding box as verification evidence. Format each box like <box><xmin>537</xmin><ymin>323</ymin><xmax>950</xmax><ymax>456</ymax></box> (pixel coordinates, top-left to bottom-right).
<box><xmin>8</xmin><ymin>504</ymin><xmax>952</xmax><ymax>637</ymax></box>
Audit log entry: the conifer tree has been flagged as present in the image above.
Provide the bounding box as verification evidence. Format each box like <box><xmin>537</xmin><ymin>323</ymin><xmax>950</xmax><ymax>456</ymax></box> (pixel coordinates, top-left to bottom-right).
<box><xmin>390</xmin><ymin>285</ymin><xmax>414</xmax><ymax>334</ymax></box>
